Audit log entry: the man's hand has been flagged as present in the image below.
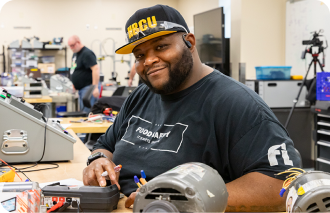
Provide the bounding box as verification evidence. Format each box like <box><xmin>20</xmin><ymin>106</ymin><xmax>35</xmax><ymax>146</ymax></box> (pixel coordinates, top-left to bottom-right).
<box><xmin>72</xmin><ymin>85</ymin><xmax>76</xmax><ymax>93</ymax></box>
<box><xmin>128</xmin><ymin>79</ymin><xmax>133</xmax><ymax>87</ymax></box>
<box><xmin>92</xmin><ymin>86</ymin><xmax>100</xmax><ymax>98</ymax></box>
<box><xmin>125</xmin><ymin>188</ymin><xmax>139</xmax><ymax>208</ymax></box>
<box><xmin>83</xmin><ymin>157</ymin><xmax>120</xmax><ymax>189</ymax></box>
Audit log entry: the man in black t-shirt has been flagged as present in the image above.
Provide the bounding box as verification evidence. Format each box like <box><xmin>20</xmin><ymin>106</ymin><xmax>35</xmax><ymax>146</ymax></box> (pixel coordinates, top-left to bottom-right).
<box><xmin>82</xmin><ymin>5</ymin><xmax>301</xmax><ymax>212</ymax></box>
<box><xmin>68</xmin><ymin>35</ymin><xmax>100</xmax><ymax>113</ymax></box>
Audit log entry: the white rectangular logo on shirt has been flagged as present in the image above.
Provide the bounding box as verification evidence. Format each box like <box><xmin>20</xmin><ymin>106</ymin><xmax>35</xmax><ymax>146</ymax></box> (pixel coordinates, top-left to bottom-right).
<box><xmin>120</xmin><ymin>115</ymin><xmax>188</xmax><ymax>153</ymax></box>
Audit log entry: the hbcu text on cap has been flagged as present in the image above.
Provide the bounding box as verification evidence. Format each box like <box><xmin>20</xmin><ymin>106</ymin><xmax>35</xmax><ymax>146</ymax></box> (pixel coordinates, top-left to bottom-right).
<box><xmin>127</xmin><ymin>16</ymin><xmax>157</xmax><ymax>39</ymax></box>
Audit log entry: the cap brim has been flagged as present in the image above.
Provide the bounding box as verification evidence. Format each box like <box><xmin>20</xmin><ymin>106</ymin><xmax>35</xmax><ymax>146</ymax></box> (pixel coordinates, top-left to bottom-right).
<box><xmin>115</xmin><ymin>30</ymin><xmax>177</xmax><ymax>54</ymax></box>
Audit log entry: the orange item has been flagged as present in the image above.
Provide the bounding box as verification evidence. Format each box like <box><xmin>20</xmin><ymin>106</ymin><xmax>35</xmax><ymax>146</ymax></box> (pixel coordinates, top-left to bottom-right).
<box><xmin>140</xmin><ymin>178</ymin><xmax>147</xmax><ymax>185</ymax></box>
<box><xmin>47</xmin><ymin>201</ymin><xmax>64</xmax><ymax>213</ymax></box>
<box><xmin>291</xmin><ymin>75</ymin><xmax>303</xmax><ymax>80</ymax></box>
<box><xmin>0</xmin><ymin>169</ymin><xmax>15</xmax><ymax>182</ymax></box>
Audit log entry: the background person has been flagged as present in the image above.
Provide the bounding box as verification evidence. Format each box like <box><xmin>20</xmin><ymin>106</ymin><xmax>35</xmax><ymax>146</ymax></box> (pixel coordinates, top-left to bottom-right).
<box><xmin>68</xmin><ymin>35</ymin><xmax>100</xmax><ymax>113</ymax></box>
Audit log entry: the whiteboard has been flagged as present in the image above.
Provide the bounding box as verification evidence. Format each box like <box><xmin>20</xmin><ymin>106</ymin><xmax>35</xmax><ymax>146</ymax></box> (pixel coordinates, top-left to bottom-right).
<box><xmin>286</xmin><ymin>0</ymin><xmax>330</xmax><ymax>79</ymax></box>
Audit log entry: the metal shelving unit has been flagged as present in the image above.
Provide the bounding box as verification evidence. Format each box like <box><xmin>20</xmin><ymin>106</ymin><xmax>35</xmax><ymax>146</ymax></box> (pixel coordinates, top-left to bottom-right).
<box><xmin>7</xmin><ymin>47</ymin><xmax>67</xmax><ymax>74</ymax></box>
<box><xmin>314</xmin><ymin>113</ymin><xmax>330</xmax><ymax>172</ymax></box>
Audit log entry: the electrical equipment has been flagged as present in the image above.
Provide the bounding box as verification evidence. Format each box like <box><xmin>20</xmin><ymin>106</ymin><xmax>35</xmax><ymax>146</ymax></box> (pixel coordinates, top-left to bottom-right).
<box><xmin>53</xmin><ymin>37</ymin><xmax>63</xmax><ymax>45</ymax></box>
<box><xmin>23</xmin><ymin>82</ymin><xmax>43</xmax><ymax>99</ymax></box>
<box><xmin>1</xmin><ymin>90</ymin><xmax>42</xmax><ymax>119</ymax></box>
<box><xmin>22</xmin><ymin>76</ymin><xmax>49</xmax><ymax>98</ymax></box>
<box><xmin>0</xmin><ymin>182</ymin><xmax>40</xmax><ymax>204</ymax></box>
<box><xmin>245</xmin><ymin>80</ymin><xmax>309</xmax><ymax>108</ymax></box>
<box><xmin>133</xmin><ymin>162</ymin><xmax>228</xmax><ymax>213</ymax></box>
<box><xmin>33</xmin><ymin>39</ymin><xmax>43</xmax><ymax>49</ymax></box>
<box><xmin>42</xmin><ymin>184</ymin><xmax>120</xmax><ymax>212</ymax></box>
<box><xmin>21</xmin><ymin>40</ymin><xmax>31</xmax><ymax>49</ymax></box>
<box><xmin>0</xmin><ymin>89</ymin><xmax>75</xmax><ymax>163</ymax></box>
<box><xmin>9</xmin><ymin>40</ymin><xmax>19</xmax><ymax>49</ymax></box>
<box><xmin>0</xmin><ymin>181</ymin><xmax>42</xmax><ymax>212</ymax></box>
<box><xmin>285</xmin><ymin>171</ymin><xmax>330</xmax><ymax>213</ymax></box>
<box><xmin>50</xmin><ymin>74</ymin><xmax>74</xmax><ymax>94</ymax></box>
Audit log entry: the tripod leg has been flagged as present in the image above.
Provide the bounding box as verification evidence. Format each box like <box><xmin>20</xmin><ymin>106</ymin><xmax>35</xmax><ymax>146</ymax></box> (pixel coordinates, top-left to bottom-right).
<box><xmin>317</xmin><ymin>59</ymin><xmax>324</xmax><ymax>72</ymax></box>
<box><xmin>284</xmin><ymin>60</ymin><xmax>314</xmax><ymax>128</ymax></box>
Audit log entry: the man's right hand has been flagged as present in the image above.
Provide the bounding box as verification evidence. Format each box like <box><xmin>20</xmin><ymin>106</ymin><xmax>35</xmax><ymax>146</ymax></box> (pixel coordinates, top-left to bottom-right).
<box><xmin>83</xmin><ymin>157</ymin><xmax>120</xmax><ymax>189</ymax></box>
<box><xmin>128</xmin><ymin>79</ymin><xmax>133</xmax><ymax>87</ymax></box>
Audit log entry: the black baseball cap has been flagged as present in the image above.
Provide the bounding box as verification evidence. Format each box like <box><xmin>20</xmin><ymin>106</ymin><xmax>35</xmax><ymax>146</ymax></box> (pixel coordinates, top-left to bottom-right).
<box><xmin>115</xmin><ymin>4</ymin><xmax>190</xmax><ymax>54</ymax></box>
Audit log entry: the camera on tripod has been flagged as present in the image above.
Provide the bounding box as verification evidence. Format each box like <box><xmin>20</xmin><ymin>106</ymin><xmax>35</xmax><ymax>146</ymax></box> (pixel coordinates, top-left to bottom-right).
<box><xmin>302</xmin><ymin>30</ymin><xmax>324</xmax><ymax>46</ymax></box>
<box><xmin>301</xmin><ymin>30</ymin><xmax>327</xmax><ymax>60</ymax></box>
<box><xmin>286</xmin><ymin>29</ymin><xmax>327</xmax><ymax>128</ymax></box>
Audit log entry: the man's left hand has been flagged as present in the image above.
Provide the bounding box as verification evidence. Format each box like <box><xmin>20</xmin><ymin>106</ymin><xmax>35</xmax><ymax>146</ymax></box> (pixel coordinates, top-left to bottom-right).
<box><xmin>125</xmin><ymin>188</ymin><xmax>139</xmax><ymax>208</ymax></box>
<box><xmin>93</xmin><ymin>86</ymin><xmax>100</xmax><ymax>98</ymax></box>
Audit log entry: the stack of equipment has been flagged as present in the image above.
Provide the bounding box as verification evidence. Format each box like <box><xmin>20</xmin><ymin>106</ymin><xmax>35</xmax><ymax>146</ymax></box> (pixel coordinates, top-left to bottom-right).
<box><xmin>0</xmin><ymin>89</ymin><xmax>75</xmax><ymax>163</ymax></box>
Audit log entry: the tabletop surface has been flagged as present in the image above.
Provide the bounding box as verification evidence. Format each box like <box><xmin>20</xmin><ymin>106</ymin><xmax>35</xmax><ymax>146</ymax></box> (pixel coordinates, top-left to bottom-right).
<box><xmin>24</xmin><ymin>96</ymin><xmax>53</xmax><ymax>103</ymax></box>
<box><xmin>58</xmin><ymin>117</ymin><xmax>112</xmax><ymax>133</ymax></box>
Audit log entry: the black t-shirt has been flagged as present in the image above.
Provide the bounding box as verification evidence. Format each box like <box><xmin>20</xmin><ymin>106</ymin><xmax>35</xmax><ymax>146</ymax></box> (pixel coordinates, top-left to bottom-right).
<box><xmin>93</xmin><ymin>70</ymin><xmax>301</xmax><ymax>196</ymax></box>
<box><xmin>70</xmin><ymin>46</ymin><xmax>97</xmax><ymax>90</ymax></box>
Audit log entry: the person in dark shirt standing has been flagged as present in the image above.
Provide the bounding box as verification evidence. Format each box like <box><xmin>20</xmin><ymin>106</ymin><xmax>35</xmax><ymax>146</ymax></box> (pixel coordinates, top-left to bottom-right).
<box><xmin>82</xmin><ymin>5</ymin><xmax>302</xmax><ymax>211</ymax></box>
<box><xmin>68</xmin><ymin>35</ymin><xmax>100</xmax><ymax>113</ymax></box>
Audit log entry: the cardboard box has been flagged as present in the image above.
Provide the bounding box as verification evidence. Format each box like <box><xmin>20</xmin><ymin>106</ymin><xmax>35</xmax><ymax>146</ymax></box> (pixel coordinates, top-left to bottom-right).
<box><xmin>38</xmin><ymin>63</ymin><xmax>55</xmax><ymax>74</ymax></box>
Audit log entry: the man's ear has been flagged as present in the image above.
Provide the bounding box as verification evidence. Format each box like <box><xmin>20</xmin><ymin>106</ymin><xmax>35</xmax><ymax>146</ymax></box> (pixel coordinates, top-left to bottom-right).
<box><xmin>186</xmin><ymin>33</ymin><xmax>195</xmax><ymax>46</ymax></box>
<box><xmin>184</xmin><ymin>33</ymin><xmax>196</xmax><ymax>51</ymax></box>
<box><xmin>182</xmin><ymin>34</ymin><xmax>192</xmax><ymax>48</ymax></box>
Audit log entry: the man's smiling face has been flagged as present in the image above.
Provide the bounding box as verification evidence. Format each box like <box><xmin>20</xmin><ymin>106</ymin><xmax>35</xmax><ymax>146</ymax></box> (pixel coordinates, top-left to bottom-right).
<box><xmin>133</xmin><ymin>33</ymin><xmax>193</xmax><ymax>95</ymax></box>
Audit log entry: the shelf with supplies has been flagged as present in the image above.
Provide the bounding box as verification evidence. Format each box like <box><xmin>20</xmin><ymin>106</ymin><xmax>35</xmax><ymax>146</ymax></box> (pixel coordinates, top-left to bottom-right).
<box><xmin>314</xmin><ymin>113</ymin><xmax>330</xmax><ymax>172</ymax></box>
<box><xmin>7</xmin><ymin>47</ymin><xmax>67</xmax><ymax>73</ymax></box>
<box><xmin>6</xmin><ymin>46</ymin><xmax>68</xmax><ymax>87</ymax></box>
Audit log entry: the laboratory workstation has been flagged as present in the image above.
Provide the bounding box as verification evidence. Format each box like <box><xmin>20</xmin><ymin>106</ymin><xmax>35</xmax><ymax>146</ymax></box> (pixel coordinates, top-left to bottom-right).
<box><xmin>1</xmin><ymin>0</ymin><xmax>330</xmax><ymax>212</ymax></box>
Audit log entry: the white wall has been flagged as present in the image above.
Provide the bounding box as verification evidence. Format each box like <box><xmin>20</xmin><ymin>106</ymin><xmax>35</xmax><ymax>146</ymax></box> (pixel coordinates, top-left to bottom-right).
<box><xmin>0</xmin><ymin>0</ymin><xmax>179</xmax><ymax>85</ymax></box>
<box><xmin>242</xmin><ymin>0</ymin><xmax>286</xmax><ymax>79</ymax></box>
<box><xmin>286</xmin><ymin>0</ymin><xmax>330</xmax><ymax>78</ymax></box>
<box><xmin>0</xmin><ymin>0</ymin><xmax>222</xmax><ymax>86</ymax></box>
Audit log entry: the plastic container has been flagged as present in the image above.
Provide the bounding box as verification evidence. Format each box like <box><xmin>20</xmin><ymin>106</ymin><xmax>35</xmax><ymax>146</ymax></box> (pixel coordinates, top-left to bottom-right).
<box><xmin>56</xmin><ymin>105</ymin><xmax>67</xmax><ymax>117</ymax></box>
<box><xmin>0</xmin><ymin>73</ymin><xmax>13</xmax><ymax>86</ymax></box>
<box><xmin>41</xmin><ymin>56</ymin><xmax>55</xmax><ymax>63</ymax></box>
<box><xmin>255</xmin><ymin>66</ymin><xmax>292</xmax><ymax>80</ymax></box>
<box><xmin>316</xmin><ymin>72</ymin><xmax>330</xmax><ymax>101</ymax></box>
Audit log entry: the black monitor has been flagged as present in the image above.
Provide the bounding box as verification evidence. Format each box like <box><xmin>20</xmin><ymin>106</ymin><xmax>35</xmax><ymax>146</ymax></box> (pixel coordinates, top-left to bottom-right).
<box><xmin>194</xmin><ymin>8</ymin><xmax>226</xmax><ymax>64</ymax></box>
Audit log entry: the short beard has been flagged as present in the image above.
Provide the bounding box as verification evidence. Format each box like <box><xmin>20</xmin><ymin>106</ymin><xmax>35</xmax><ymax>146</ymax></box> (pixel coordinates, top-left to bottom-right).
<box><xmin>141</xmin><ymin>47</ymin><xmax>193</xmax><ymax>95</ymax></box>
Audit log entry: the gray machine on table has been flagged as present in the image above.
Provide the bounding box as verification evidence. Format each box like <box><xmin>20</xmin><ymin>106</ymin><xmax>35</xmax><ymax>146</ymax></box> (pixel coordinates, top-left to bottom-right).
<box><xmin>286</xmin><ymin>171</ymin><xmax>330</xmax><ymax>212</ymax></box>
<box><xmin>0</xmin><ymin>89</ymin><xmax>75</xmax><ymax>163</ymax></box>
<box><xmin>134</xmin><ymin>162</ymin><xmax>228</xmax><ymax>213</ymax></box>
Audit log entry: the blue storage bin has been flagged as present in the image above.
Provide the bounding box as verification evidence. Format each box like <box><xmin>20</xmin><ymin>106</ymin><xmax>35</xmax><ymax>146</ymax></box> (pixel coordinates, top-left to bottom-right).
<box><xmin>56</xmin><ymin>105</ymin><xmax>67</xmax><ymax>117</ymax></box>
<box><xmin>255</xmin><ymin>66</ymin><xmax>292</xmax><ymax>80</ymax></box>
<box><xmin>317</xmin><ymin>72</ymin><xmax>330</xmax><ymax>101</ymax></box>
